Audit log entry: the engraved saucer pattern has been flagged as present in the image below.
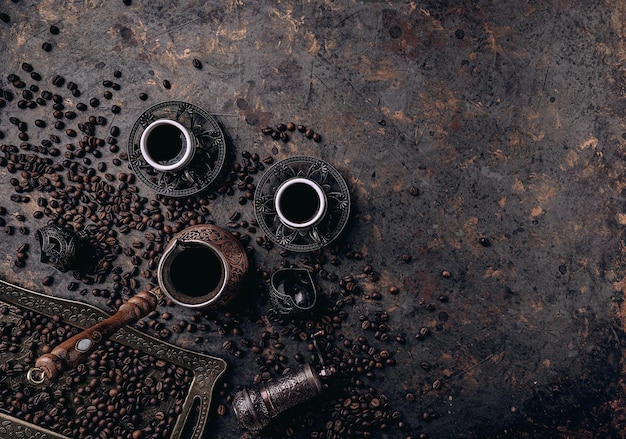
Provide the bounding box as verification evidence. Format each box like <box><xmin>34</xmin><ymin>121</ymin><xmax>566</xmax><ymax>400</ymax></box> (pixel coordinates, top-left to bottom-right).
<box><xmin>127</xmin><ymin>101</ymin><xmax>226</xmax><ymax>197</ymax></box>
<box><xmin>254</xmin><ymin>156</ymin><xmax>351</xmax><ymax>252</ymax></box>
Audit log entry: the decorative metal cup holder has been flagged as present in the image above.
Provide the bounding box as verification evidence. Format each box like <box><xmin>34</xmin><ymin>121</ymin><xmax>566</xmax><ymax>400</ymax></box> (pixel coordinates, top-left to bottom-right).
<box><xmin>36</xmin><ymin>224</ymin><xmax>91</xmax><ymax>273</ymax></box>
<box><xmin>254</xmin><ymin>156</ymin><xmax>351</xmax><ymax>252</ymax></box>
<box><xmin>269</xmin><ymin>268</ymin><xmax>317</xmax><ymax>315</ymax></box>
<box><xmin>0</xmin><ymin>280</ymin><xmax>227</xmax><ymax>439</ymax></box>
<box><xmin>127</xmin><ymin>101</ymin><xmax>227</xmax><ymax>197</ymax></box>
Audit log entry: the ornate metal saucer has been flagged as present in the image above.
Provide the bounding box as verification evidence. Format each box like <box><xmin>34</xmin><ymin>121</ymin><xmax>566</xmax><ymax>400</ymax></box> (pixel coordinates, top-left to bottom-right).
<box><xmin>254</xmin><ymin>156</ymin><xmax>351</xmax><ymax>252</ymax></box>
<box><xmin>127</xmin><ymin>101</ymin><xmax>226</xmax><ymax>197</ymax></box>
<box><xmin>0</xmin><ymin>280</ymin><xmax>227</xmax><ymax>439</ymax></box>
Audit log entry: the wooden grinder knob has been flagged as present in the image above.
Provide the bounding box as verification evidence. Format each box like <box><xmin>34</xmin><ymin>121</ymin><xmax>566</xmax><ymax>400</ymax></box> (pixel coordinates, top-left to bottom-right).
<box><xmin>29</xmin><ymin>290</ymin><xmax>161</xmax><ymax>384</ymax></box>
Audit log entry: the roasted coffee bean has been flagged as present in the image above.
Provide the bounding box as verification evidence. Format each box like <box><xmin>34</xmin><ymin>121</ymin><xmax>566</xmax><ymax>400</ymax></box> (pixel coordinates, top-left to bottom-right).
<box><xmin>76</xmin><ymin>102</ymin><xmax>88</xmax><ymax>111</ymax></box>
<box><xmin>0</xmin><ymin>13</ymin><xmax>10</xmax><ymax>23</ymax></box>
<box><xmin>192</xmin><ymin>58</ymin><xmax>203</xmax><ymax>69</ymax></box>
<box><xmin>109</xmin><ymin>125</ymin><xmax>120</xmax><ymax>137</ymax></box>
<box><xmin>51</xmin><ymin>75</ymin><xmax>65</xmax><ymax>87</ymax></box>
<box><xmin>89</xmin><ymin>97</ymin><xmax>100</xmax><ymax>107</ymax></box>
<box><xmin>42</xmin><ymin>276</ymin><xmax>54</xmax><ymax>286</ymax></box>
<box><xmin>34</xmin><ymin>119</ymin><xmax>46</xmax><ymax>128</ymax></box>
<box><xmin>111</xmin><ymin>104</ymin><xmax>121</xmax><ymax>114</ymax></box>
<box><xmin>479</xmin><ymin>237</ymin><xmax>492</xmax><ymax>247</ymax></box>
<box><xmin>49</xmin><ymin>24</ymin><xmax>60</xmax><ymax>34</ymax></box>
<box><xmin>305</xmin><ymin>128</ymin><xmax>314</xmax><ymax>138</ymax></box>
<box><xmin>139</xmin><ymin>92</ymin><xmax>148</xmax><ymax>100</ymax></box>
<box><xmin>313</xmin><ymin>132</ymin><xmax>322</xmax><ymax>142</ymax></box>
<box><xmin>30</xmin><ymin>71</ymin><xmax>42</xmax><ymax>81</ymax></box>
<box><xmin>162</xmin><ymin>79</ymin><xmax>171</xmax><ymax>89</ymax></box>
<box><xmin>103</xmin><ymin>90</ymin><xmax>113</xmax><ymax>99</ymax></box>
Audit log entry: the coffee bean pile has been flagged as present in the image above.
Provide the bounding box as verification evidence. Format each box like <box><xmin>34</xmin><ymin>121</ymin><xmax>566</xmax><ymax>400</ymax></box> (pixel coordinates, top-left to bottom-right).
<box><xmin>0</xmin><ymin>305</ymin><xmax>191</xmax><ymax>439</ymax></box>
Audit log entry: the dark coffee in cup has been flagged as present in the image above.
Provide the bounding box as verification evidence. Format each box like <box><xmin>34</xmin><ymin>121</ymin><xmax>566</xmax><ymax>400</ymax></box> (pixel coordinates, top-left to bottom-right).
<box><xmin>275</xmin><ymin>177</ymin><xmax>327</xmax><ymax>229</ymax></box>
<box><xmin>139</xmin><ymin>119</ymin><xmax>197</xmax><ymax>172</ymax></box>
<box><xmin>278</xmin><ymin>181</ymin><xmax>320</xmax><ymax>224</ymax></box>
<box><xmin>160</xmin><ymin>242</ymin><xmax>226</xmax><ymax>306</ymax></box>
<box><xmin>145</xmin><ymin>122</ymin><xmax>185</xmax><ymax>165</ymax></box>
<box><xmin>168</xmin><ymin>244</ymin><xmax>224</xmax><ymax>297</ymax></box>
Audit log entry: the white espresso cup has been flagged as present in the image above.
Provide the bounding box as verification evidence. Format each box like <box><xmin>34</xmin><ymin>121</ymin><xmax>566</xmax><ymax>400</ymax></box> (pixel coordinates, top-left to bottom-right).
<box><xmin>139</xmin><ymin>119</ymin><xmax>197</xmax><ymax>172</ymax></box>
<box><xmin>274</xmin><ymin>177</ymin><xmax>327</xmax><ymax>230</ymax></box>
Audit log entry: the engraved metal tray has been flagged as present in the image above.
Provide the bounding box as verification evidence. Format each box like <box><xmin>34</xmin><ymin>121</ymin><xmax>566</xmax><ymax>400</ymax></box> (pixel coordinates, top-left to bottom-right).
<box><xmin>0</xmin><ymin>280</ymin><xmax>227</xmax><ymax>439</ymax></box>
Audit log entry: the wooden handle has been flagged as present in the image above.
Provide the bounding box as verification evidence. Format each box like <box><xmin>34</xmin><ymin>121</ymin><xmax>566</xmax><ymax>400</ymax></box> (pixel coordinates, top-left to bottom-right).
<box><xmin>33</xmin><ymin>290</ymin><xmax>159</xmax><ymax>382</ymax></box>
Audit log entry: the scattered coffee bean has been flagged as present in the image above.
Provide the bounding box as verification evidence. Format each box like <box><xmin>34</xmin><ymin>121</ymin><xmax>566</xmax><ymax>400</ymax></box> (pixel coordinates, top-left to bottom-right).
<box><xmin>42</xmin><ymin>276</ymin><xmax>54</xmax><ymax>286</ymax></box>
<box><xmin>49</xmin><ymin>24</ymin><xmax>60</xmax><ymax>34</ymax></box>
<box><xmin>163</xmin><ymin>79</ymin><xmax>171</xmax><ymax>89</ymax></box>
<box><xmin>192</xmin><ymin>58</ymin><xmax>202</xmax><ymax>69</ymax></box>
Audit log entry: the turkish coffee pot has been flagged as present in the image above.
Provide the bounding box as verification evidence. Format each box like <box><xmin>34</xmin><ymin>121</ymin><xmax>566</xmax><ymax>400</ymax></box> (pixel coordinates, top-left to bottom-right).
<box><xmin>29</xmin><ymin>223</ymin><xmax>249</xmax><ymax>384</ymax></box>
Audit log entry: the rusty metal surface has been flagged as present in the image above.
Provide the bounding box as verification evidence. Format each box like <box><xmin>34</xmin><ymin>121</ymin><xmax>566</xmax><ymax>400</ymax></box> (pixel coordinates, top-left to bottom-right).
<box><xmin>1</xmin><ymin>1</ymin><xmax>626</xmax><ymax>438</ymax></box>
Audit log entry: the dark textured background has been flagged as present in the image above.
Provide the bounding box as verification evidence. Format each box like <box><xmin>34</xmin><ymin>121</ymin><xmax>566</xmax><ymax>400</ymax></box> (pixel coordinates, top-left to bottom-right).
<box><xmin>1</xmin><ymin>1</ymin><xmax>626</xmax><ymax>438</ymax></box>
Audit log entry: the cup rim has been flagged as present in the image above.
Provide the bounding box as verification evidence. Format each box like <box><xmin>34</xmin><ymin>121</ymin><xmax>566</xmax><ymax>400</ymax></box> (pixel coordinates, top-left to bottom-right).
<box><xmin>139</xmin><ymin>118</ymin><xmax>195</xmax><ymax>172</ymax></box>
<box><xmin>275</xmin><ymin>177</ymin><xmax>327</xmax><ymax>229</ymax></box>
<box><xmin>157</xmin><ymin>239</ymin><xmax>229</xmax><ymax>308</ymax></box>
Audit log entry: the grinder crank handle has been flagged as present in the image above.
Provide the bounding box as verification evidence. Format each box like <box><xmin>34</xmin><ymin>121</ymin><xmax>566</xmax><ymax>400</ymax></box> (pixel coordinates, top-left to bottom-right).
<box><xmin>27</xmin><ymin>288</ymin><xmax>163</xmax><ymax>384</ymax></box>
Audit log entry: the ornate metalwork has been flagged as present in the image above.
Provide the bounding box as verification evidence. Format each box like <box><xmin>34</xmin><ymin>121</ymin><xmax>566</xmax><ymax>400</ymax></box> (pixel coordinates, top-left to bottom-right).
<box><xmin>232</xmin><ymin>364</ymin><xmax>322</xmax><ymax>431</ymax></box>
<box><xmin>254</xmin><ymin>156</ymin><xmax>351</xmax><ymax>252</ymax></box>
<box><xmin>0</xmin><ymin>413</ymin><xmax>67</xmax><ymax>439</ymax></box>
<box><xmin>158</xmin><ymin>224</ymin><xmax>249</xmax><ymax>309</ymax></box>
<box><xmin>127</xmin><ymin>101</ymin><xmax>226</xmax><ymax>197</ymax></box>
<box><xmin>269</xmin><ymin>268</ymin><xmax>317</xmax><ymax>315</ymax></box>
<box><xmin>0</xmin><ymin>280</ymin><xmax>227</xmax><ymax>439</ymax></box>
<box><xmin>36</xmin><ymin>225</ymin><xmax>89</xmax><ymax>272</ymax></box>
